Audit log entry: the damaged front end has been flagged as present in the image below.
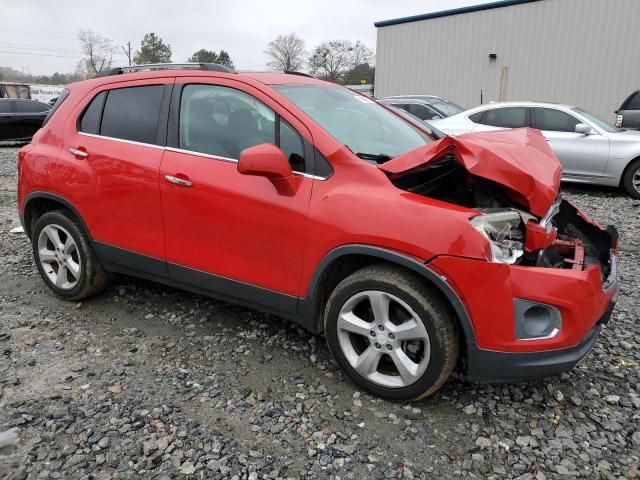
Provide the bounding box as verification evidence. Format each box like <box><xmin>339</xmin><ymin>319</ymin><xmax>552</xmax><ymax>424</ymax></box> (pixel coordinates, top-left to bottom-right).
<box><xmin>380</xmin><ymin>128</ymin><xmax>619</xmax><ymax>285</ymax></box>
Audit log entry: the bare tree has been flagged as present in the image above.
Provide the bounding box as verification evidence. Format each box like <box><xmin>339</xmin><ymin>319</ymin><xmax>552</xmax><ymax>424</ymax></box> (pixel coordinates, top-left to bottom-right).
<box><xmin>351</xmin><ymin>41</ymin><xmax>374</xmax><ymax>67</ymax></box>
<box><xmin>78</xmin><ymin>30</ymin><xmax>116</xmax><ymax>75</ymax></box>
<box><xmin>265</xmin><ymin>33</ymin><xmax>306</xmax><ymax>72</ymax></box>
<box><xmin>308</xmin><ymin>40</ymin><xmax>355</xmax><ymax>83</ymax></box>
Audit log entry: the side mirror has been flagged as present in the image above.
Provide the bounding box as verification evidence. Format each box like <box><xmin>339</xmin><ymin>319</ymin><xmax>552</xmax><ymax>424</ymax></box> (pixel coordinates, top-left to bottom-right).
<box><xmin>238</xmin><ymin>143</ymin><xmax>292</xmax><ymax>179</ymax></box>
<box><xmin>238</xmin><ymin>143</ymin><xmax>298</xmax><ymax>196</ymax></box>
<box><xmin>575</xmin><ymin>123</ymin><xmax>593</xmax><ymax>135</ymax></box>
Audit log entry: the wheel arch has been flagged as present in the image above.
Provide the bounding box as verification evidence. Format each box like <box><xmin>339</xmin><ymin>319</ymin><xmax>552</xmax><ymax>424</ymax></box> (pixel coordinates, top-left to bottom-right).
<box><xmin>23</xmin><ymin>192</ymin><xmax>93</xmax><ymax>241</ymax></box>
<box><xmin>620</xmin><ymin>155</ymin><xmax>640</xmax><ymax>187</ymax></box>
<box><xmin>300</xmin><ymin>245</ymin><xmax>477</xmax><ymax>348</ymax></box>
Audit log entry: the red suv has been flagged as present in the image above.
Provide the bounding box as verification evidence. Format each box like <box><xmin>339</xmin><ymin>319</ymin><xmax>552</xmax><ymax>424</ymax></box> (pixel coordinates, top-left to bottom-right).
<box><xmin>18</xmin><ymin>64</ymin><xmax>619</xmax><ymax>400</ymax></box>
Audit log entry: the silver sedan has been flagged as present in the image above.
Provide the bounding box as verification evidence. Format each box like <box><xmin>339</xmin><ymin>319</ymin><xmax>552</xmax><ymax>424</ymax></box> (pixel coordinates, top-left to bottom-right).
<box><xmin>430</xmin><ymin>101</ymin><xmax>640</xmax><ymax>198</ymax></box>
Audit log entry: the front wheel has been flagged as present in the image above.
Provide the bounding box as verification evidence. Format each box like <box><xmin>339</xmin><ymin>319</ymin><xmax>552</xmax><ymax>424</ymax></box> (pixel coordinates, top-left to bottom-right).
<box><xmin>324</xmin><ymin>264</ymin><xmax>459</xmax><ymax>401</ymax></box>
<box><xmin>622</xmin><ymin>159</ymin><xmax>640</xmax><ymax>199</ymax></box>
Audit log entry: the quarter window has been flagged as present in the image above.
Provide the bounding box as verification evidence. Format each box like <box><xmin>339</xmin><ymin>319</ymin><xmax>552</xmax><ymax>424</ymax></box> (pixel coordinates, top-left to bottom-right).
<box><xmin>100</xmin><ymin>85</ymin><xmax>164</xmax><ymax>144</ymax></box>
<box><xmin>533</xmin><ymin>108</ymin><xmax>580</xmax><ymax>133</ymax></box>
<box><xmin>179</xmin><ymin>84</ymin><xmax>306</xmax><ymax>172</ymax></box>
<box><xmin>79</xmin><ymin>91</ymin><xmax>106</xmax><ymax>135</ymax></box>
<box><xmin>480</xmin><ymin>107</ymin><xmax>528</xmax><ymax>128</ymax></box>
<box><xmin>468</xmin><ymin>111</ymin><xmax>485</xmax><ymax>123</ymax></box>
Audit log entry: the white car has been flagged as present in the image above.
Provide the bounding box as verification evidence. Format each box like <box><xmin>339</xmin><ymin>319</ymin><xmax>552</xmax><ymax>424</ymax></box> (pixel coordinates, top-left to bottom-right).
<box><xmin>430</xmin><ymin>101</ymin><xmax>640</xmax><ymax>198</ymax></box>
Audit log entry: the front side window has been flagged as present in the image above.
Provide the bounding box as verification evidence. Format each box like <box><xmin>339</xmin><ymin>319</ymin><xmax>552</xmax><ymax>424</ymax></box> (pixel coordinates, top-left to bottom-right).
<box><xmin>179</xmin><ymin>84</ymin><xmax>306</xmax><ymax>171</ymax></box>
<box><xmin>572</xmin><ymin>107</ymin><xmax>620</xmax><ymax>133</ymax></box>
<box><xmin>100</xmin><ymin>85</ymin><xmax>164</xmax><ymax>144</ymax></box>
<box><xmin>625</xmin><ymin>92</ymin><xmax>640</xmax><ymax>110</ymax></box>
<box><xmin>480</xmin><ymin>107</ymin><xmax>528</xmax><ymax>128</ymax></box>
<box><xmin>533</xmin><ymin>108</ymin><xmax>580</xmax><ymax>133</ymax></box>
<box><xmin>274</xmin><ymin>85</ymin><xmax>432</xmax><ymax>160</ymax></box>
<box><xmin>407</xmin><ymin>104</ymin><xmax>439</xmax><ymax>120</ymax></box>
<box><xmin>428</xmin><ymin>99</ymin><xmax>464</xmax><ymax>117</ymax></box>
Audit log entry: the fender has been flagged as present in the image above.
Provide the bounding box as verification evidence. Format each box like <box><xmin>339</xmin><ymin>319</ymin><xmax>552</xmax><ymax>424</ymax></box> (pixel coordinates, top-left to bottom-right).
<box><xmin>298</xmin><ymin>244</ymin><xmax>477</xmax><ymax>348</ymax></box>
<box><xmin>22</xmin><ymin>191</ymin><xmax>94</xmax><ymax>241</ymax></box>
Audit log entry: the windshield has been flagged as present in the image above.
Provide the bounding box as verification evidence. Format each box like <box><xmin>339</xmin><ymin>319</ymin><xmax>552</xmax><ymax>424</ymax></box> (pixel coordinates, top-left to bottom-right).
<box><xmin>572</xmin><ymin>107</ymin><xmax>620</xmax><ymax>133</ymax></box>
<box><xmin>273</xmin><ymin>85</ymin><xmax>432</xmax><ymax>158</ymax></box>
<box><xmin>428</xmin><ymin>99</ymin><xmax>465</xmax><ymax>117</ymax></box>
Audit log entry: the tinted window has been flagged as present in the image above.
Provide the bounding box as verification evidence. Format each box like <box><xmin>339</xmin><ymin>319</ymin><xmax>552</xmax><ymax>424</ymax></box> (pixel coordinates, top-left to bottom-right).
<box><xmin>279</xmin><ymin>119</ymin><xmax>305</xmax><ymax>172</ymax></box>
<box><xmin>0</xmin><ymin>101</ymin><xmax>11</xmax><ymax>114</ymax></box>
<box><xmin>406</xmin><ymin>104</ymin><xmax>439</xmax><ymax>120</ymax></box>
<box><xmin>480</xmin><ymin>108</ymin><xmax>528</xmax><ymax>128</ymax></box>
<box><xmin>43</xmin><ymin>88</ymin><xmax>69</xmax><ymax>126</ymax></box>
<box><xmin>427</xmin><ymin>99</ymin><xmax>464</xmax><ymax>116</ymax></box>
<box><xmin>100</xmin><ymin>85</ymin><xmax>164</xmax><ymax>144</ymax></box>
<box><xmin>534</xmin><ymin>108</ymin><xmax>580</xmax><ymax>132</ymax></box>
<box><xmin>79</xmin><ymin>91</ymin><xmax>106</xmax><ymax>135</ymax></box>
<box><xmin>16</xmin><ymin>101</ymin><xmax>49</xmax><ymax>113</ymax></box>
<box><xmin>627</xmin><ymin>92</ymin><xmax>640</xmax><ymax>110</ymax></box>
<box><xmin>179</xmin><ymin>84</ymin><xmax>276</xmax><ymax>161</ymax></box>
<box><xmin>468</xmin><ymin>111</ymin><xmax>485</xmax><ymax>123</ymax></box>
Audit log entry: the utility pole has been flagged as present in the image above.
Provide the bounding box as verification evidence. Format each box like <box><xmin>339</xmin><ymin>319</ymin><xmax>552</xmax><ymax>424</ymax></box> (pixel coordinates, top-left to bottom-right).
<box><xmin>122</xmin><ymin>41</ymin><xmax>132</xmax><ymax>66</ymax></box>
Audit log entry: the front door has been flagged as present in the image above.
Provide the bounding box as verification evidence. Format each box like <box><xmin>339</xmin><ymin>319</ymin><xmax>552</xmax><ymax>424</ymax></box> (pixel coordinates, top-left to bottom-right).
<box><xmin>0</xmin><ymin>100</ymin><xmax>15</xmax><ymax>140</ymax></box>
<box><xmin>159</xmin><ymin>79</ymin><xmax>313</xmax><ymax>312</ymax></box>
<box><xmin>532</xmin><ymin>107</ymin><xmax>610</xmax><ymax>178</ymax></box>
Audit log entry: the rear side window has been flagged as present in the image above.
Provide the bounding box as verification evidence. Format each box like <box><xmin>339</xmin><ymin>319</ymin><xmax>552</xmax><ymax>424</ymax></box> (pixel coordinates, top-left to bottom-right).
<box><xmin>16</xmin><ymin>101</ymin><xmax>49</xmax><ymax>113</ymax></box>
<box><xmin>42</xmin><ymin>88</ymin><xmax>69</xmax><ymax>127</ymax></box>
<box><xmin>480</xmin><ymin>107</ymin><xmax>528</xmax><ymax>128</ymax></box>
<box><xmin>79</xmin><ymin>91</ymin><xmax>106</xmax><ymax>135</ymax></box>
<box><xmin>533</xmin><ymin>108</ymin><xmax>580</xmax><ymax>132</ymax></box>
<box><xmin>468</xmin><ymin>111</ymin><xmax>485</xmax><ymax>123</ymax></box>
<box><xmin>100</xmin><ymin>86</ymin><xmax>164</xmax><ymax>144</ymax></box>
<box><xmin>626</xmin><ymin>92</ymin><xmax>640</xmax><ymax>110</ymax></box>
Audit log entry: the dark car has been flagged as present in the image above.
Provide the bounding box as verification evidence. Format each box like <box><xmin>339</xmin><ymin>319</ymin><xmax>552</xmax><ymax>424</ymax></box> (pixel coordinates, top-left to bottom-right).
<box><xmin>0</xmin><ymin>99</ymin><xmax>50</xmax><ymax>141</ymax></box>
<box><xmin>380</xmin><ymin>95</ymin><xmax>465</xmax><ymax>121</ymax></box>
<box><xmin>616</xmin><ymin>90</ymin><xmax>640</xmax><ymax>130</ymax></box>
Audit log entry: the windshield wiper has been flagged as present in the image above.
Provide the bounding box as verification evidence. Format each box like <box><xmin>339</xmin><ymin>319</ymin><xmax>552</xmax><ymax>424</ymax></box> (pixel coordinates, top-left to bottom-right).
<box><xmin>354</xmin><ymin>152</ymin><xmax>393</xmax><ymax>164</ymax></box>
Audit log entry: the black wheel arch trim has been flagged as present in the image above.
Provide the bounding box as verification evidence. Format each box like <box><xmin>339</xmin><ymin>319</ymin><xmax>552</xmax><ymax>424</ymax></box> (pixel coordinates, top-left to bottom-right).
<box><xmin>22</xmin><ymin>191</ymin><xmax>94</xmax><ymax>240</ymax></box>
<box><xmin>300</xmin><ymin>244</ymin><xmax>478</xmax><ymax>347</ymax></box>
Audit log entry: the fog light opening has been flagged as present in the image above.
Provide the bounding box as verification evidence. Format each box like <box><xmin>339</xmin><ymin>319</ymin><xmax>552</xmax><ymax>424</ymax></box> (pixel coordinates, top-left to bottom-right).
<box><xmin>514</xmin><ymin>299</ymin><xmax>561</xmax><ymax>341</ymax></box>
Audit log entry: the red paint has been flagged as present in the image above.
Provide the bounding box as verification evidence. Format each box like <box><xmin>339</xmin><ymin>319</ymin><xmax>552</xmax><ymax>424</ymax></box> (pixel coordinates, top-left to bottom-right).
<box><xmin>17</xmin><ymin>69</ymin><xmax>617</xmax><ymax>360</ymax></box>
<box><xmin>380</xmin><ymin>128</ymin><xmax>562</xmax><ymax>217</ymax></box>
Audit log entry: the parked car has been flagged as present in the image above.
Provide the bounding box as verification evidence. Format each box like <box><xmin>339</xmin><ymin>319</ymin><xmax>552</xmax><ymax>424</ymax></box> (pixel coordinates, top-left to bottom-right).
<box><xmin>615</xmin><ymin>90</ymin><xmax>640</xmax><ymax>130</ymax></box>
<box><xmin>383</xmin><ymin>104</ymin><xmax>446</xmax><ymax>139</ymax></box>
<box><xmin>430</xmin><ymin>101</ymin><xmax>640</xmax><ymax>198</ymax></box>
<box><xmin>18</xmin><ymin>64</ymin><xmax>618</xmax><ymax>400</ymax></box>
<box><xmin>0</xmin><ymin>98</ymin><xmax>50</xmax><ymax>141</ymax></box>
<box><xmin>380</xmin><ymin>95</ymin><xmax>465</xmax><ymax>120</ymax></box>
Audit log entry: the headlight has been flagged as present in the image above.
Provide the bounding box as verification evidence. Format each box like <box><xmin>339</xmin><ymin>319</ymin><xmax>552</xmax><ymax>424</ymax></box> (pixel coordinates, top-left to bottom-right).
<box><xmin>470</xmin><ymin>210</ymin><xmax>524</xmax><ymax>264</ymax></box>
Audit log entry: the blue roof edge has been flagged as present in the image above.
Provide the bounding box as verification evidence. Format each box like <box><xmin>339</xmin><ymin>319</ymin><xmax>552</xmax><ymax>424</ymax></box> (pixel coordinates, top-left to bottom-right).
<box><xmin>374</xmin><ymin>0</ymin><xmax>543</xmax><ymax>27</ymax></box>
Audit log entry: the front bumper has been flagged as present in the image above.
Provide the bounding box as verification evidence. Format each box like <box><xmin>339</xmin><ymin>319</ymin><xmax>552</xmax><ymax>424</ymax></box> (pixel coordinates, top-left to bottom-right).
<box><xmin>465</xmin><ymin>300</ymin><xmax>614</xmax><ymax>382</ymax></box>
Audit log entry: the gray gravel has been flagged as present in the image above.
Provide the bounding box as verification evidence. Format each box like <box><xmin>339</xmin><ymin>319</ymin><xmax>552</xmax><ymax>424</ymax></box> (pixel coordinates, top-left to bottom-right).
<box><xmin>0</xmin><ymin>144</ymin><xmax>638</xmax><ymax>479</ymax></box>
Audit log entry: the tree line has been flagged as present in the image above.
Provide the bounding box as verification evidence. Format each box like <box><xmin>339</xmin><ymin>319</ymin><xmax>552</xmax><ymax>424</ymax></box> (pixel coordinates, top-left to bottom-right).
<box><xmin>1</xmin><ymin>31</ymin><xmax>374</xmax><ymax>86</ymax></box>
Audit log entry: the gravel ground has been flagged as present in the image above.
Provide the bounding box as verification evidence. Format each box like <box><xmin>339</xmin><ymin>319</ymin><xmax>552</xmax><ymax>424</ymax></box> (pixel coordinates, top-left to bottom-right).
<box><xmin>0</xmin><ymin>143</ymin><xmax>639</xmax><ymax>479</ymax></box>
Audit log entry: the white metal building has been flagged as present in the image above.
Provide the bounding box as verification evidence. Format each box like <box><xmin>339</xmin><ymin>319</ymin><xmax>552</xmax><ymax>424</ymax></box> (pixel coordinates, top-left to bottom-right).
<box><xmin>374</xmin><ymin>0</ymin><xmax>640</xmax><ymax>122</ymax></box>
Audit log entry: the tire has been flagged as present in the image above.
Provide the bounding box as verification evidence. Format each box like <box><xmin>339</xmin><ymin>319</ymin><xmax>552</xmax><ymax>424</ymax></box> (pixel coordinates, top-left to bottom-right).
<box><xmin>622</xmin><ymin>158</ymin><xmax>640</xmax><ymax>199</ymax></box>
<box><xmin>324</xmin><ymin>264</ymin><xmax>459</xmax><ymax>401</ymax></box>
<box><xmin>32</xmin><ymin>209</ymin><xmax>109</xmax><ymax>300</ymax></box>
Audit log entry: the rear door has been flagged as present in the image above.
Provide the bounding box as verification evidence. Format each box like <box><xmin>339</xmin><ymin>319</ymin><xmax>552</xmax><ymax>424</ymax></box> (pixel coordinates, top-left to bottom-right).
<box><xmin>532</xmin><ymin>107</ymin><xmax>609</xmax><ymax>178</ymax></box>
<box><xmin>14</xmin><ymin>100</ymin><xmax>49</xmax><ymax>139</ymax></box>
<box><xmin>62</xmin><ymin>79</ymin><xmax>173</xmax><ymax>270</ymax></box>
<box><xmin>0</xmin><ymin>101</ymin><xmax>14</xmax><ymax>140</ymax></box>
<box><xmin>618</xmin><ymin>91</ymin><xmax>640</xmax><ymax>129</ymax></box>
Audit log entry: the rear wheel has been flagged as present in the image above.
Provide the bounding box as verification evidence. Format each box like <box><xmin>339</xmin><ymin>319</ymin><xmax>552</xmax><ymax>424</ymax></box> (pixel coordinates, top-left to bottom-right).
<box><xmin>32</xmin><ymin>210</ymin><xmax>109</xmax><ymax>300</ymax></box>
<box><xmin>622</xmin><ymin>159</ymin><xmax>640</xmax><ymax>199</ymax></box>
<box><xmin>324</xmin><ymin>264</ymin><xmax>459</xmax><ymax>401</ymax></box>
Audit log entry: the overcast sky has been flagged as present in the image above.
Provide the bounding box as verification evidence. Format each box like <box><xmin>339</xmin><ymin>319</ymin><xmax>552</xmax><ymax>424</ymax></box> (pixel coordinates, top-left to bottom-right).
<box><xmin>1</xmin><ymin>0</ymin><xmax>488</xmax><ymax>76</ymax></box>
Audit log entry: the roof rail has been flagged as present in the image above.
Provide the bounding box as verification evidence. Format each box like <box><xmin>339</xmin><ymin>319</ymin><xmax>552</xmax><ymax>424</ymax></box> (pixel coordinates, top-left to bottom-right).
<box><xmin>95</xmin><ymin>63</ymin><xmax>235</xmax><ymax>78</ymax></box>
<box><xmin>283</xmin><ymin>71</ymin><xmax>314</xmax><ymax>78</ymax></box>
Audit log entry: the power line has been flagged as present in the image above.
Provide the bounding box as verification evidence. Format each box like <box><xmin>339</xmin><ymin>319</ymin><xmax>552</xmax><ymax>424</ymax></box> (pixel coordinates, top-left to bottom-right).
<box><xmin>0</xmin><ymin>50</ymin><xmax>83</xmax><ymax>59</ymax></box>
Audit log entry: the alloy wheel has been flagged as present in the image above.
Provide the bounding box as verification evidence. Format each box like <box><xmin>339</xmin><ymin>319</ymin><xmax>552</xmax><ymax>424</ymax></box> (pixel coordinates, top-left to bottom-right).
<box><xmin>337</xmin><ymin>290</ymin><xmax>431</xmax><ymax>388</ymax></box>
<box><xmin>633</xmin><ymin>167</ymin><xmax>640</xmax><ymax>195</ymax></box>
<box><xmin>37</xmin><ymin>224</ymin><xmax>81</xmax><ymax>290</ymax></box>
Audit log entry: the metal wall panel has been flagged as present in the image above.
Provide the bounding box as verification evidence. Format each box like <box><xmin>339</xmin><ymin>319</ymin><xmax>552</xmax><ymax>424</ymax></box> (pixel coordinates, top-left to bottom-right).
<box><xmin>375</xmin><ymin>0</ymin><xmax>640</xmax><ymax>121</ymax></box>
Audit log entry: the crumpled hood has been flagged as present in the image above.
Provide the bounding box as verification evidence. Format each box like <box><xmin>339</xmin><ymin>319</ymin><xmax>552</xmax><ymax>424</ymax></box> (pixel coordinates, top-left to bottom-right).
<box><xmin>380</xmin><ymin>128</ymin><xmax>562</xmax><ymax>217</ymax></box>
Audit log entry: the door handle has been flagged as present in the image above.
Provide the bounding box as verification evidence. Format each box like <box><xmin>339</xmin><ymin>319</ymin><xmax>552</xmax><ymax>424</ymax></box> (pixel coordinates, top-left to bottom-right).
<box><xmin>164</xmin><ymin>175</ymin><xmax>193</xmax><ymax>187</ymax></box>
<box><xmin>69</xmin><ymin>147</ymin><xmax>89</xmax><ymax>158</ymax></box>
